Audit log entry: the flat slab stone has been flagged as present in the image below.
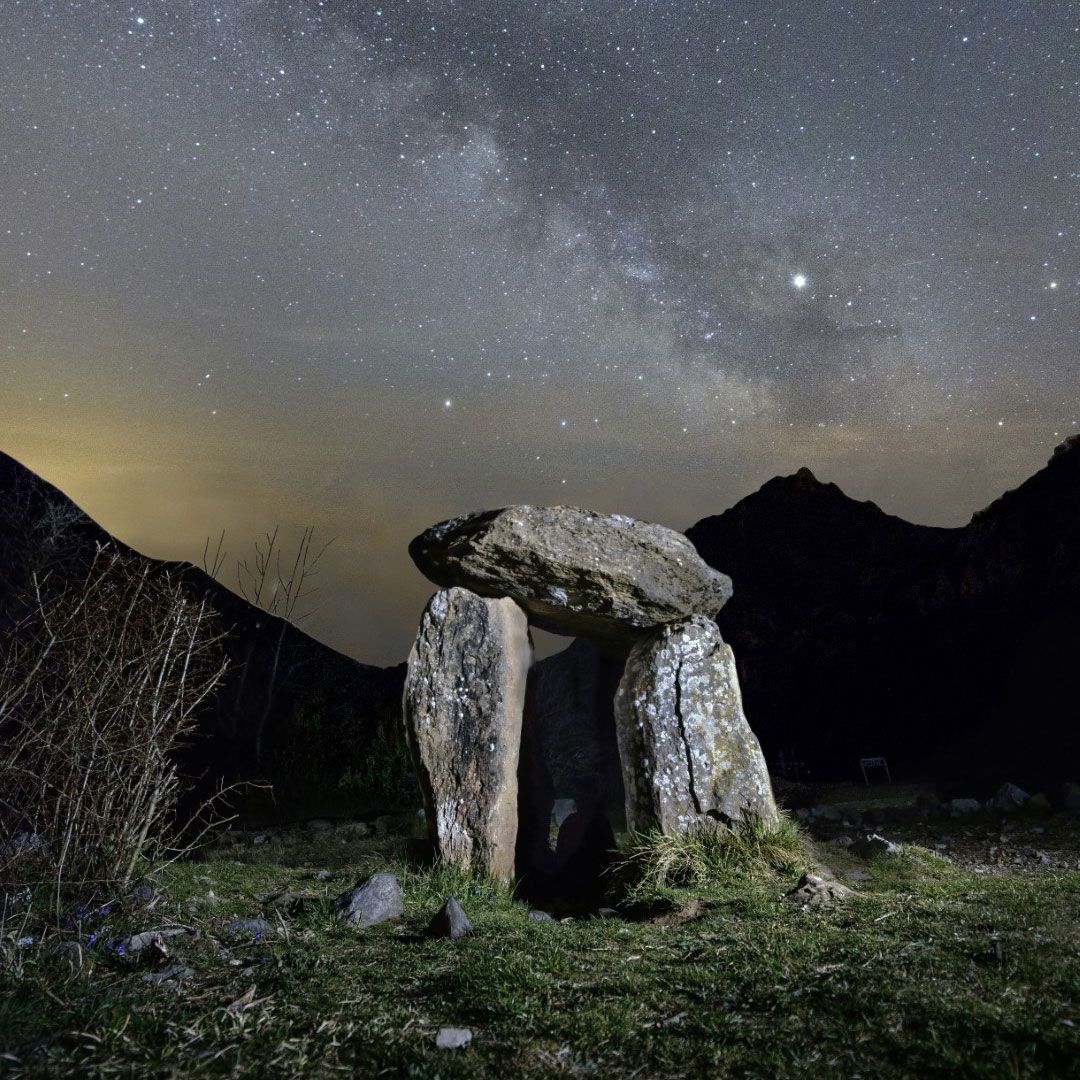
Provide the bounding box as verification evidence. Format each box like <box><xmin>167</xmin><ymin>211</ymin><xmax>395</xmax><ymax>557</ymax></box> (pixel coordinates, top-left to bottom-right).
<box><xmin>614</xmin><ymin>616</ymin><xmax>779</xmax><ymax>834</ymax></box>
<box><xmin>403</xmin><ymin>587</ymin><xmax>530</xmax><ymax>880</ymax></box>
<box><xmin>408</xmin><ymin>506</ymin><xmax>732</xmax><ymax>645</ymax></box>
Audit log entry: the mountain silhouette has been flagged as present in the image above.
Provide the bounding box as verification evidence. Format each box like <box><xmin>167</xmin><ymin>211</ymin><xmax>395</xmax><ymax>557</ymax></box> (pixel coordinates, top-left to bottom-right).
<box><xmin>687</xmin><ymin>438</ymin><xmax>1080</xmax><ymax>790</ymax></box>
<box><xmin>0</xmin><ymin>450</ymin><xmax>408</xmax><ymax>822</ymax></box>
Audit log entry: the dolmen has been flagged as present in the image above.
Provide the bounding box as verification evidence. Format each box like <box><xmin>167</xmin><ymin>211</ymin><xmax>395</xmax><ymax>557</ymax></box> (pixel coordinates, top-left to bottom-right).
<box><xmin>403</xmin><ymin>506</ymin><xmax>778</xmax><ymax>880</ymax></box>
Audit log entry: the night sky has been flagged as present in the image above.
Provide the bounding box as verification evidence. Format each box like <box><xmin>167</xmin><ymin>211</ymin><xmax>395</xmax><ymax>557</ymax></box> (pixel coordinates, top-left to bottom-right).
<box><xmin>2</xmin><ymin>1</ymin><xmax>1077</xmax><ymax>664</ymax></box>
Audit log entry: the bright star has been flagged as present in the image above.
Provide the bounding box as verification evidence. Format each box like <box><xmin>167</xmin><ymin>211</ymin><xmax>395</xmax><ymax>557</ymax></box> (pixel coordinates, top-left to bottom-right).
<box><xmin>792</xmin><ymin>273</ymin><xmax>808</xmax><ymax>290</ymax></box>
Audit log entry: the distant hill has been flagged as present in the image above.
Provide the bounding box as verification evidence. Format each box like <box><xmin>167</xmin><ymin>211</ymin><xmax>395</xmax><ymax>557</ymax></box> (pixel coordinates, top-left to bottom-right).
<box><xmin>0</xmin><ymin>451</ymin><xmax>408</xmax><ymax>822</ymax></box>
<box><xmin>687</xmin><ymin>438</ymin><xmax>1080</xmax><ymax>791</ymax></box>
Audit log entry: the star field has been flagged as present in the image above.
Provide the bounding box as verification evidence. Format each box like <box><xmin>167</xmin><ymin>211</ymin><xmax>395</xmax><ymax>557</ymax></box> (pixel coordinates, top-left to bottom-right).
<box><xmin>1</xmin><ymin>1</ymin><xmax>1077</xmax><ymax>662</ymax></box>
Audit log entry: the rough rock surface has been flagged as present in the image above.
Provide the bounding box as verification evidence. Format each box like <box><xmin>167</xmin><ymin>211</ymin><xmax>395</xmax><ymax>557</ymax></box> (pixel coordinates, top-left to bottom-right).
<box><xmin>427</xmin><ymin>896</ymin><xmax>473</xmax><ymax>939</ymax></box>
<box><xmin>785</xmin><ymin>873</ymin><xmax>852</xmax><ymax>907</ymax></box>
<box><xmin>403</xmin><ymin>587</ymin><xmax>531</xmax><ymax>880</ymax></box>
<box><xmin>333</xmin><ymin>873</ymin><xmax>403</xmax><ymax>928</ymax></box>
<box><xmin>614</xmin><ymin>616</ymin><xmax>778</xmax><ymax>834</ymax></box>
<box><xmin>408</xmin><ymin>506</ymin><xmax>732</xmax><ymax>644</ymax></box>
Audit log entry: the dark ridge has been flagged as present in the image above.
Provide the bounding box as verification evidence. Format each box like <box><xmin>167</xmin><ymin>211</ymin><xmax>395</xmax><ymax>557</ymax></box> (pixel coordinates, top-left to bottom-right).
<box><xmin>687</xmin><ymin>441</ymin><xmax>1080</xmax><ymax>792</ymax></box>
<box><xmin>0</xmin><ymin>449</ymin><xmax>408</xmax><ymax>823</ymax></box>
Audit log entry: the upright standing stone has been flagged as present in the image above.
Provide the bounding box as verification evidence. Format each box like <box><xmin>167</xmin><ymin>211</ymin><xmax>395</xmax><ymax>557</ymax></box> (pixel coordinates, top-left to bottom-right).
<box><xmin>403</xmin><ymin>587</ymin><xmax>531</xmax><ymax>880</ymax></box>
<box><xmin>614</xmin><ymin>615</ymin><xmax>778</xmax><ymax>834</ymax></box>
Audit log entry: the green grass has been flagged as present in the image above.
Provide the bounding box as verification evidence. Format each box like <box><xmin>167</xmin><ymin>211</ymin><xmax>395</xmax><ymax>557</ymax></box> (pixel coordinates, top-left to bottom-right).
<box><xmin>2</xmin><ymin>825</ymin><xmax>1079</xmax><ymax>1078</ymax></box>
<box><xmin>612</xmin><ymin>813</ymin><xmax>811</xmax><ymax>901</ymax></box>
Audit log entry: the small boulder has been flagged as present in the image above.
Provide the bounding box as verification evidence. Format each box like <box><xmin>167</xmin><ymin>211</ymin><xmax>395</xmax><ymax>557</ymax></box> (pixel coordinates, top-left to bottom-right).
<box><xmin>305</xmin><ymin>818</ymin><xmax>334</xmax><ymax>832</ymax></box>
<box><xmin>813</xmin><ymin>805</ymin><xmax>844</xmax><ymax>823</ymax></box>
<box><xmin>142</xmin><ymin>963</ymin><xmax>194</xmax><ymax>985</ymax></box>
<box><xmin>224</xmin><ymin>917</ymin><xmax>277</xmax><ymax>940</ymax></box>
<box><xmin>427</xmin><ymin>897</ymin><xmax>473</xmax><ymax>940</ymax></box>
<box><xmin>854</xmin><ymin>833</ymin><xmax>899</xmax><ymax>858</ymax></box>
<box><xmin>120</xmin><ymin>926</ymin><xmax>196</xmax><ymax>963</ymax></box>
<box><xmin>333</xmin><ymin>873</ymin><xmax>403</xmax><ymax>928</ymax></box>
<box><xmin>435</xmin><ymin>1027</ymin><xmax>473</xmax><ymax>1050</ymax></box>
<box><xmin>528</xmin><ymin>910</ymin><xmax>555</xmax><ymax>923</ymax></box>
<box><xmin>1028</xmin><ymin>792</ymin><xmax>1052</xmax><ymax>814</ymax></box>
<box><xmin>949</xmin><ymin>797</ymin><xmax>981</xmax><ymax>815</ymax></box>
<box><xmin>990</xmin><ymin>783</ymin><xmax>1029</xmax><ymax>814</ymax></box>
<box><xmin>785</xmin><ymin>873</ymin><xmax>851</xmax><ymax>908</ymax></box>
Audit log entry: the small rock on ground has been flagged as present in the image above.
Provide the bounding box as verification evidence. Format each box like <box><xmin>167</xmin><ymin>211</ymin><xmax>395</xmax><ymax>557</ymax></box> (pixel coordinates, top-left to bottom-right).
<box><xmin>785</xmin><ymin>873</ymin><xmax>852</xmax><ymax>908</ymax></box>
<box><xmin>142</xmin><ymin>964</ymin><xmax>194</xmax><ymax>985</ymax></box>
<box><xmin>528</xmin><ymin>910</ymin><xmax>555</xmax><ymax>923</ymax></box>
<box><xmin>333</xmin><ymin>873</ymin><xmax>403</xmax><ymax>928</ymax></box>
<box><xmin>435</xmin><ymin>1027</ymin><xmax>473</xmax><ymax>1049</ymax></box>
<box><xmin>427</xmin><ymin>897</ymin><xmax>473</xmax><ymax>939</ymax></box>
<box><xmin>224</xmin><ymin>917</ymin><xmax>277</xmax><ymax>940</ymax></box>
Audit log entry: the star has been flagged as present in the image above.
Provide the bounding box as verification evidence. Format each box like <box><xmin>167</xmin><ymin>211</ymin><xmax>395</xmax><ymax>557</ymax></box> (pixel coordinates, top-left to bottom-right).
<box><xmin>791</xmin><ymin>273</ymin><xmax>808</xmax><ymax>290</ymax></box>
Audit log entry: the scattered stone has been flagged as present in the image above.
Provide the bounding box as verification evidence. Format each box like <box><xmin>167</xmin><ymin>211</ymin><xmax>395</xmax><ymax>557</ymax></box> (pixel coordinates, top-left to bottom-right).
<box><xmin>408</xmin><ymin>505</ymin><xmax>732</xmax><ymax>644</ymax></box>
<box><xmin>312</xmin><ymin>869</ymin><xmax>333</xmax><ymax>882</ymax></box>
<box><xmin>528</xmin><ymin>910</ymin><xmax>555</xmax><ymax>923</ymax></box>
<box><xmin>253</xmin><ymin>834</ymin><xmax>269</xmax><ymax>845</ymax></box>
<box><xmin>426</xmin><ymin>897</ymin><xmax>473</xmax><ymax>940</ymax></box>
<box><xmin>126</xmin><ymin>881</ymin><xmax>161</xmax><ymax>910</ymax></box>
<box><xmin>403</xmin><ymin>587</ymin><xmax>530</xmax><ymax>880</ymax></box>
<box><xmin>1028</xmin><ymin>793</ymin><xmax>1052</xmax><ymax>814</ymax></box>
<box><xmin>614</xmin><ymin>616</ymin><xmax>778</xmax><ymax>833</ymax></box>
<box><xmin>949</xmin><ymin>798</ymin><xmax>981</xmax><ymax>815</ymax></box>
<box><xmin>595</xmin><ymin>907</ymin><xmax>620</xmax><ymax>919</ymax></box>
<box><xmin>224</xmin><ymin>917</ymin><xmax>277</xmax><ymax>940</ymax></box>
<box><xmin>832</xmin><ymin>835</ymin><xmax>855</xmax><ymax>848</ymax></box>
<box><xmin>785</xmin><ymin>873</ymin><xmax>852</xmax><ymax>908</ymax></box>
<box><xmin>854</xmin><ymin>833</ymin><xmax>900</xmax><ymax>858</ymax></box>
<box><xmin>813</xmin><ymin>805</ymin><xmax>844</xmax><ymax>823</ymax></box>
<box><xmin>142</xmin><ymin>964</ymin><xmax>193</xmax><ymax>985</ymax></box>
<box><xmin>0</xmin><ymin>831</ymin><xmax>46</xmax><ymax>858</ymax></box>
<box><xmin>305</xmin><ymin>818</ymin><xmax>333</xmax><ymax>831</ymax></box>
<box><xmin>990</xmin><ymin>783</ymin><xmax>1030</xmax><ymax>814</ymax></box>
<box><xmin>795</xmin><ymin>807</ymin><xmax>811</xmax><ymax>822</ymax></box>
<box><xmin>337</xmin><ymin>821</ymin><xmax>370</xmax><ymax>839</ymax></box>
<box><xmin>120</xmin><ymin>926</ymin><xmax>196</xmax><ymax>965</ymax></box>
<box><xmin>435</xmin><ymin>1026</ymin><xmax>473</xmax><ymax>1050</ymax></box>
<box><xmin>333</xmin><ymin>873</ymin><xmax>403</xmax><ymax>928</ymax></box>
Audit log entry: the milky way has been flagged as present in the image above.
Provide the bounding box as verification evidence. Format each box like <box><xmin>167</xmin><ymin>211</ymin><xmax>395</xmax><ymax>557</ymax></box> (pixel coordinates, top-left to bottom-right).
<box><xmin>2</xmin><ymin>1</ymin><xmax>1077</xmax><ymax>662</ymax></box>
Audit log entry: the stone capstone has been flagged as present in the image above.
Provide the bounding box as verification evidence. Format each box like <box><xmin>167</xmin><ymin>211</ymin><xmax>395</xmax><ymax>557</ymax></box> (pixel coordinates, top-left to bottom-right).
<box><xmin>613</xmin><ymin>616</ymin><xmax>778</xmax><ymax>834</ymax></box>
<box><xmin>403</xmin><ymin>587</ymin><xmax>531</xmax><ymax>880</ymax></box>
<box><xmin>408</xmin><ymin>506</ymin><xmax>733</xmax><ymax>644</ymax></box>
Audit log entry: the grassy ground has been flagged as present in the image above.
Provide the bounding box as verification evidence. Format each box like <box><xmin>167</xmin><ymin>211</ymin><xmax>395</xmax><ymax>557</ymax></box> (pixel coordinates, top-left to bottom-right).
<box><xmin>2</xmin><ymin>805</ymin><xmax>1079</xmax><ymax>1078</ymax></box>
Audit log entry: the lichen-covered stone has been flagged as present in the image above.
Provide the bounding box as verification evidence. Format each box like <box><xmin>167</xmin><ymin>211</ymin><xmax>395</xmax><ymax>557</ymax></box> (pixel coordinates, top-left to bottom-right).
<box><xmin>613</xmin><ymin>616</ymin><xmax>778</xmax><ymax>834</ymax></box>
<box><xmin>403</xmin><ymin>587</ymin><xmax>531</xmax><ymax>880</ymax></box>
<box><xmin>408</xmin><ymin>506</ymin><xmax>732</xmax><ymax>645</ymax></box>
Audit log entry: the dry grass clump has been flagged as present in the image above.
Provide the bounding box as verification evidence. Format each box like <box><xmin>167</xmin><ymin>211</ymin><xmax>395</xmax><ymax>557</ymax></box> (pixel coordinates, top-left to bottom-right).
<box><xmin>0</xmin><ymin>548</ymin><xmax>229</xmax><ymax>914</ymax></box>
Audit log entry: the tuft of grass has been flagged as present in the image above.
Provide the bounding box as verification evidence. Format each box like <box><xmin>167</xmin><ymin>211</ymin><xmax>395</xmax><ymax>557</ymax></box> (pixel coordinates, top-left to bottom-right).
<box><xmin>612</xmin><ymin>813</ymin><xmax>811</xmax><ymax>900</ymax></box>
<box><xmin>867</xmin><ymin>843</ymin><xmax>961</xmax><ymax>890</ymax></box>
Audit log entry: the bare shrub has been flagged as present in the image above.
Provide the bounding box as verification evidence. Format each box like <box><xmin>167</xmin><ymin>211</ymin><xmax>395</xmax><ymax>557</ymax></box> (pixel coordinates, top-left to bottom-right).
<box><xmin>0</xmin><ymin>547</ymin><xmax>229</xmax><ymax>914</ymax></box>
